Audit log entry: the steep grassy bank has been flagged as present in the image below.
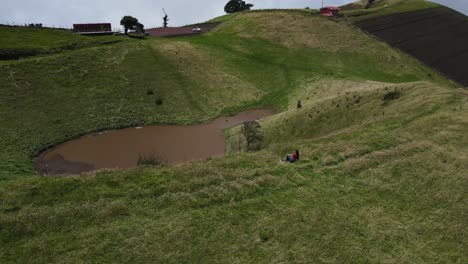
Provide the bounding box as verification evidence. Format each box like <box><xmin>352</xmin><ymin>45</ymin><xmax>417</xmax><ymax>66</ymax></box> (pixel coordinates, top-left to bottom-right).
<box><xmin>0</xmin><ymin>10</ymin><xmax>448</xmax><ymax>180</ymax></box>
<box><xmin>0</xmin><ymin>9</ymin><xmax>466</xmax><ymax>263</ymax></box>
<box><xmin>1</xmin><ymin>82</ymin><xmax>466</xmax><ymax>263</ymax></box>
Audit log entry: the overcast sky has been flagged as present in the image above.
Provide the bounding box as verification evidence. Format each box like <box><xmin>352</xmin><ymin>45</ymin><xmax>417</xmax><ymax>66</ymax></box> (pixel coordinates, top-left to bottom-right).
<box><xmin>1</xmin><ymin>0</ymin><xmax>467</xmax><ymax>30</ymax></box>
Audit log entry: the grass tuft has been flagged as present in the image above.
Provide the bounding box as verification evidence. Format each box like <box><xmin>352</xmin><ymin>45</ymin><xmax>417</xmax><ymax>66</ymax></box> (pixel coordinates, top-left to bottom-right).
<box><xmin>137</xmin><ymin>152</ymin><xmax>163</xmax><ymax>167</ymax></box>
<box><xmin>155</xmin><ymin>98</ymin><xmax>163</xmax><ymax>106</ymax></box>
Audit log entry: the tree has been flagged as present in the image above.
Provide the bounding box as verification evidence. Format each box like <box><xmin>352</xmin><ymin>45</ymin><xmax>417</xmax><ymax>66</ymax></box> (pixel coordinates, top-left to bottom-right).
<box><xmin>241</xmin><ymin>121</ymin><xmax>263</xmax><ymax>151</ymax></box>
<box><xmin>28</xmin><ymin>23</ymin><xmax>43</xmax><ymax>28</ymax></box>
<box><xmin>163</xmin><ymin>15</ymin><xmax>169</xmax><ymax>27</ymax></box>
<box><xmin>120</xmin><ymin>16</ymin><xmax>139</xmax><ymax>35</ymax></box>
<box><xmin>162</xmin><ymin>9</ymin><xmax>169</xmax><ymax>28</ymax></box>
<box><xmin>224</xmin><ymin>0</ymin><xmax>254</xmax><ymax>14</ymax></box>
<box><xmin>365</xmin><ymin>0</ymin><xmax>376</xmax><ymax>9</ymax></box>
<box><xmin>135</xmin><ymin>22</ymin><xmax>145</xmax><ymax>33</ymax></box>
<box><xmin>231</xmin><ymin>132</ymin><xmax>245</xmax><ymax>153</ymax></box>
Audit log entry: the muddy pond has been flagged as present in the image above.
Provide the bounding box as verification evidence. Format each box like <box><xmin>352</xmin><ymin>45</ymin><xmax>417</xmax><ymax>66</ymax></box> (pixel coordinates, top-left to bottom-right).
<box><xmin>35</xmin><ymin>109</ymin><xmax>273</xmax><ymax>176</ymax></box>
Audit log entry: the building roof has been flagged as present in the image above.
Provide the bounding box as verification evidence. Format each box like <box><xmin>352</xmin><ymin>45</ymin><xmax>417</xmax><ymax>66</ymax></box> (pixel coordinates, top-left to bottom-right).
<box><xmin>73</xmin><ymin>23</ymin><xmax>111</xmax><ymax>26</ymax></box>
<box><xmin>321</xmin><ymin>6</ymin><xmax>340</xmax><ymax>10</ymax></box>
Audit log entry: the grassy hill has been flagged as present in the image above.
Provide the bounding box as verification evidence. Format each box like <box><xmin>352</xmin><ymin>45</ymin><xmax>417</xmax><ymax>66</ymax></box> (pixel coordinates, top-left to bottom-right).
<box><xmin>0</xmin><ymin>8</ymin><xmax>467</xmax><ymax>263</ymax></box>
<box><xmin>0</xmin><ymin>26</ymin><xmax>124</xmax><ymax>59</ymax></box>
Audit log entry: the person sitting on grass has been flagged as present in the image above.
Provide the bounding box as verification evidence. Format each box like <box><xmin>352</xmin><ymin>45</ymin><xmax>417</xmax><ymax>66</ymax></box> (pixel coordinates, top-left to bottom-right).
<box><xmin>285</xmin><ymin>150</ymin><xmax>300</xmax><ymax>163</ymax></box>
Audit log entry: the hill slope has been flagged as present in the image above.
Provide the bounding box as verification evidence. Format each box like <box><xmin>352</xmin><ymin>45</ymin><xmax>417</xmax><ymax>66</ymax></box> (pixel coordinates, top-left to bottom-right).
<box><xmin>0</xmin><ymin>10</ymin><xmax>449</xmax><ymax>180</ymax></box>
<box><xmin>0</xmin><ymin>26</ymin><xmax>124</xmax><ymax>59</ymax></box>
<box><xmin>0</xmin><ymin>9</ymin><xmax>467</xmax><ymax>263</ymax></box>
<box><xmin>355</xmin><ymin>5</ymin><xmax>468</xmax><ymax>87</ymax></box>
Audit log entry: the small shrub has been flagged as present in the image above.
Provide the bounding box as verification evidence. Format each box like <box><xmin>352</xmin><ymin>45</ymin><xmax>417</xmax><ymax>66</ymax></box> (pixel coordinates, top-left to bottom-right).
<box><xmin>354</xmin><ymin>96</ymin><xmax>362</xmax><ymax>104</ymax></box>
<box><xmin>155</xmin><ymin>98</ymin><xmax>163</xmax><ymax>106</ymax></box>
<box><xmin>146</xmin><ymin>89</ymin><xmax>154</xmax><ymax>95</ymax></box>
<box><xmin>241</xmin><ymin>121</ymin><xmax>263</xmax><ymax>151</ymax></box>
<box><xmin>383</xmin><ymin>91</ymin><xmax>401</xmax><ymax>102</ymax></box>
<box><xmin>137</xmin><ymin>152</ymin><xmax>163</xmax><ymax>166</ymax></box>
<box><xmin>366</xmin><ymin>0</ymin><xmax>376</xmax><ymax>9</ymax></box>
<box><xmin>259</xmin><ymin>230</ymin><xmax>272</xmax><ymax>242</ymax></box>
<box><xmin>128</xmin><ymin>34</ymin><xmax>146</xmax><ymax>39</ymax></box>
<box><xmin>230</xmin><ymin>133</ymin><xmax>245</xmax><ymax>153</ymax></box>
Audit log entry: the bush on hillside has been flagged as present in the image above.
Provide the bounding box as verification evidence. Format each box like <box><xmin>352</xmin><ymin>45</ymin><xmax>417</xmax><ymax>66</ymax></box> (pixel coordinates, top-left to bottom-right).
<box><xmin>383</xmin><ymin>91</ymin><xmax>401</xmax><ymax>102</ymax></box>
<box><xmin>128</xmin><ymin>34</ymin><xmax>146</xmax><ymax>39</ymax></box>
<box><xmin>224</xmin><ymin>0</ymin><xmax>254</xmax><ymax>14</ymax></box>
<box><xmin>241</xmin><ymin>121</ymin><xmax>263</xmax><ymax>151</ymax></box>
<box><xmin>366</xmin><ymin>0</ymin><xmax>376</xmax><ymax>9</ymax></box>
<box><xmin>231</xmin><ymin>133</ymin><xmax>245</xmax><ymax>153</ymax></box>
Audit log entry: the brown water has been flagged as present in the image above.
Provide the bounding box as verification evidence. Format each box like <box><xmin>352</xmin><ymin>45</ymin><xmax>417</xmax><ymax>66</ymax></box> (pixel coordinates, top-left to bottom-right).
<box><xmin>36</xmin><ymin>109</ymin><xmax>273</xmax><ymax>176</ymax></box>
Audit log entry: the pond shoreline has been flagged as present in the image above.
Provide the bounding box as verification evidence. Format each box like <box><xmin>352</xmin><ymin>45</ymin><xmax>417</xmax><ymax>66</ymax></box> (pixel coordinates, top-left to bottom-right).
<box><xmin>35</xmin><ymin>109</ymin><xmax>274</xmax><ymax>176</ymax></box>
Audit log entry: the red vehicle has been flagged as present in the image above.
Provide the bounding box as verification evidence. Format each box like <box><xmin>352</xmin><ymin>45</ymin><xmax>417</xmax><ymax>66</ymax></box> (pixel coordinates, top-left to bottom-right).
<box><xmin>320</xmin><ymin>6</ymin><xmax>340</xmax><ymax>16</ymax></box>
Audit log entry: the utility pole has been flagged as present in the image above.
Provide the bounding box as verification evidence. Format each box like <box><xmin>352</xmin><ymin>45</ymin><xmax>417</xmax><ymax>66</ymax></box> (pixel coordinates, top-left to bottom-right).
<box><xmin>322</xmin><ymin>0</ymin><xmax>324</xmax><ymax>8</ymax></box>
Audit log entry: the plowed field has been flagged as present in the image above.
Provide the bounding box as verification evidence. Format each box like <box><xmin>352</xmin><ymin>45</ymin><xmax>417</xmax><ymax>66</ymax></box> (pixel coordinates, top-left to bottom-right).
<box><xmin>356</xmin><ymin>6</ymin><xmax>468</xmax><ymax>86</ymax></box>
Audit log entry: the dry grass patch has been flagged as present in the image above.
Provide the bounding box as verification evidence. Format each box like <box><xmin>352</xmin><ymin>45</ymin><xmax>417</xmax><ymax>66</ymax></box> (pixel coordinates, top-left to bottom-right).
<box><xmin>156</xmin><ymin>41</ymin><xmax>262</xmax><ymax>108</ymax></box>
<box><xmin>217</xmin><ymin>11</ymin><xmax>404</xmax><ymax>55</ymax></box>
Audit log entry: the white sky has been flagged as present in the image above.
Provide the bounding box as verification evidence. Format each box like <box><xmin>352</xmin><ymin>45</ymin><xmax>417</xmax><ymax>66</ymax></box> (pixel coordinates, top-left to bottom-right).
<box><xmin>1</xmin><ymin>0</ymin><xmax>467</xmax><ymax>30</ymax></box>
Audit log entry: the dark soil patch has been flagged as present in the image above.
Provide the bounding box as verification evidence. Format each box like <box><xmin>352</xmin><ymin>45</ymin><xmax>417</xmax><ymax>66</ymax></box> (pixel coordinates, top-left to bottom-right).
<box><xmin>355</xmin><ymin>6</ymin><xmax>468</xmax><ymax>86</ymax></box>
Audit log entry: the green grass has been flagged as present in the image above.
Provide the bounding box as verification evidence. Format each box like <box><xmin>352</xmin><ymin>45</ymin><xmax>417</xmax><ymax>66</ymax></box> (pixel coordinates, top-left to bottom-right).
<box><xmin>0</xmin><ymin>9</ymin><xmax>467</xmax><ymax>263</ymax></box>
<box><xmin>1</xmin><ymin>84</ymin><xmax>466</xmax><ymax>263</ymax></box>
<box><xmin>0</xmin><ymin>26</ymin><xmax>125</xmax><ymax>58</ymax></box>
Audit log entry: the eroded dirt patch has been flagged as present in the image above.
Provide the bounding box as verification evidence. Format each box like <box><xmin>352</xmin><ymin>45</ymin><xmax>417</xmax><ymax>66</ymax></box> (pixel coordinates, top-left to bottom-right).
<box><xmin>35</xmin><ymin>154</ymin><xmax>95</xmax><ymax>176</ymax></box>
